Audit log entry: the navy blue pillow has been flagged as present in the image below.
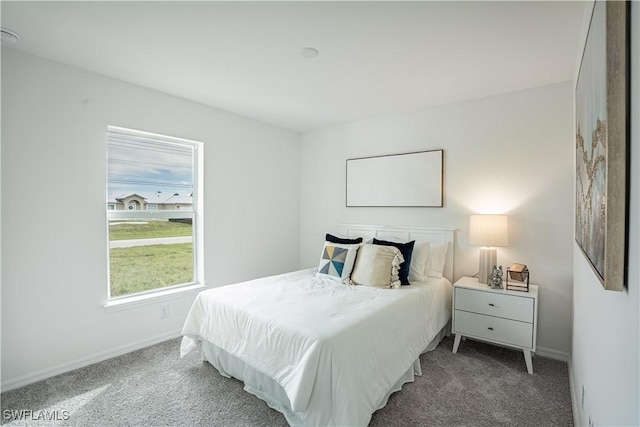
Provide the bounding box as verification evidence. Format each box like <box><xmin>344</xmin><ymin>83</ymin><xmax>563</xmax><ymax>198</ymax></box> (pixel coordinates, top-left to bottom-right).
<box><xmin>326</xmin><ymin>233</ymin><xmax>363</xmax><ymax>245</ymax></box>
<box><xmin>372</xmin><ymin>238</ymin><xmax>415</xmax><ymax>286</ymax></box>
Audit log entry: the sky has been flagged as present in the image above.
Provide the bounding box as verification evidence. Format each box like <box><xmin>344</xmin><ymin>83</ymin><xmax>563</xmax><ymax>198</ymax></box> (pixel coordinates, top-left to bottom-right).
<box><xmin>107</xmin><ymin>137</ymin><xmax>194</xmax><ymax>199</ymax></box>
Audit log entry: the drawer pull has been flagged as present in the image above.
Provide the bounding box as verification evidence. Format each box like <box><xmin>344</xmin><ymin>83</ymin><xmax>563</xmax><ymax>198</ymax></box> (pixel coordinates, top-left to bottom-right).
<box><xmin>488</xmin><ymin>327</ymin><xmax>494</xmax><ymax>331</ymax></box>
<box><xmin>488</xmin><ymin>303</ymin><xmax>495</xmax><ymax>307</ymax></box>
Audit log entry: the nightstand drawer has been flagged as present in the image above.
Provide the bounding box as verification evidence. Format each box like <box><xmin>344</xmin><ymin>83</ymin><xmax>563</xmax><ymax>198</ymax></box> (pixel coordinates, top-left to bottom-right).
<box><xmin>454</xmin><ymin>310</ymin><xmax>533</xmax><ymax>349</ymax></box>
<box><xmin>454</xmin><ymin>287</ymin><xmax>533</xmax><ymax>323</ymax></box>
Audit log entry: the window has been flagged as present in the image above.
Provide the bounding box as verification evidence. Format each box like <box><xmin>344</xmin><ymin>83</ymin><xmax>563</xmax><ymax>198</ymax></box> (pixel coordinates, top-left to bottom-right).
<box><xmin>106</xmin><ymin>126</ymin><xmax>203</xmax><ymax>299</ymax></box>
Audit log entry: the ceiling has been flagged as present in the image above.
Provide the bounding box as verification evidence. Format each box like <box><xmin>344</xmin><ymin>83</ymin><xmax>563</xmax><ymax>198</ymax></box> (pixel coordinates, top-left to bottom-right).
<box><xmin>1</xmin><ymin>1</ymin><xmax>586</xmax><ymax>133</ymax></box>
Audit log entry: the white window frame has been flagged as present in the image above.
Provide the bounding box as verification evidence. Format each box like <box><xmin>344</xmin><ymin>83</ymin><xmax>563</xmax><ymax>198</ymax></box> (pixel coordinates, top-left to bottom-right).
<box><xmin>105</xmin><ymin>126</ymin><xmax>204</xmax><ymax>309</ymax></box>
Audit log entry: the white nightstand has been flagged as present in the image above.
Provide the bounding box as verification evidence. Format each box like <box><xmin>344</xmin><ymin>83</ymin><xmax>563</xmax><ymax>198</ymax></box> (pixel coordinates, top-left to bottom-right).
<box><xmin>452</xmin><ymin>276</ymin><xmax>539</xmax><ymax>374</ymax></box>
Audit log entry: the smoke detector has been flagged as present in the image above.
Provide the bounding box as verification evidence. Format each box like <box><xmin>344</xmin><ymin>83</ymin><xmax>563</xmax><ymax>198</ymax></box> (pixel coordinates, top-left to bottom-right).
<box><xmin>300</xmin><ymin>47</ymin><xmax>319</xmax><ymax>58</ymax></box>
<box><xmin>1</xmin><ymin>28</ymin><xmax>20</xmax><ymax>45</ymax></box>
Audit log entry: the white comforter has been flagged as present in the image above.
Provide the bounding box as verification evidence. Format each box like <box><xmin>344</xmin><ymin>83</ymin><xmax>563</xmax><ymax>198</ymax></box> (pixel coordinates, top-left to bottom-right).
<box><xmin>181</xmin><ymin>268</ymin><xmax>451</xmax><ymax>426</ymax></box>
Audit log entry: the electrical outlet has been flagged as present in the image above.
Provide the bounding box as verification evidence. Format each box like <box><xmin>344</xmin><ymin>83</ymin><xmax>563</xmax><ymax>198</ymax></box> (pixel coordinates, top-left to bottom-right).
<box><xmin>160</xmin><ymin>305</ymin><xmax>169</xmax><ymax>319</ymax></box>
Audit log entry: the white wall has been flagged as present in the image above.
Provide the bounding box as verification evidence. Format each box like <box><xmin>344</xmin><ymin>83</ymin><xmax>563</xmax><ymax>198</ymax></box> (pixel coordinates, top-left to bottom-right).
<box><xmin>1</xmin><ymin>50</ymin><xmax>300</xmax><ymax>390</ymax></box>
<box><xmin>571</xmin><ymin>3</ymin><xmax>640</xmax><ymax>426</ymax></box>
<box><xmin>300</xmin><ymin>82</ymin><xmax>574</xmax><ymax>357</ymax></box>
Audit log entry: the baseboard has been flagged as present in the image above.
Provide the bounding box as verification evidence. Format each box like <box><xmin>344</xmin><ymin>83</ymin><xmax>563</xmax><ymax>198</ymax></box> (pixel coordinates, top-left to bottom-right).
<box><xmin>1</xmin><ymin>329</ymin><xmax>182</xmax><ymax>393</ymax></box>
<box><xmin>568</xmin><ymin>358</ymin><xmax>582</xmax><ymax>426</ymax></box>
<box><xmin>535</xmin><ymin>345</ymin><xmax>570</xmax><ymax>362</ymax></box>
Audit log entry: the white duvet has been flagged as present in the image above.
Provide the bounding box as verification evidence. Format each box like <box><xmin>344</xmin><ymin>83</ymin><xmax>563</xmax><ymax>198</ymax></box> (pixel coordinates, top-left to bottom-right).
<box><xmin>181</xmin><ymin>268</ymin><xmax>451</xmax><ymax>426</ymax></box>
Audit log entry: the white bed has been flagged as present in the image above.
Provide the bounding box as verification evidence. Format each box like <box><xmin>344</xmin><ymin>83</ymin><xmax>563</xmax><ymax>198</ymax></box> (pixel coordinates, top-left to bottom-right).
<box><xmin>181</xmin><ymin>225</ymin><xmax>455</xmax><ymax>426</ymax></box>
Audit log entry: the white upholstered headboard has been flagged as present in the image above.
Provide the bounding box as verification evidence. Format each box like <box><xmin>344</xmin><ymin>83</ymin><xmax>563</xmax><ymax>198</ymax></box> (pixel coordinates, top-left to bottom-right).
<box><xmin>338</xmin><ymin>224</ymin><xmax>455</xmax><ymax>283</ymax></box>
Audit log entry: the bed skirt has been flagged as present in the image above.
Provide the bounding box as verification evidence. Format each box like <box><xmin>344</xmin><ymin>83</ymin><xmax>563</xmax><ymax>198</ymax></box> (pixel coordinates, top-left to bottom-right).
<box><xmin>201</xmin><ymin>322</ymin><xmax>450</xmax><ymax>426</ymax></box>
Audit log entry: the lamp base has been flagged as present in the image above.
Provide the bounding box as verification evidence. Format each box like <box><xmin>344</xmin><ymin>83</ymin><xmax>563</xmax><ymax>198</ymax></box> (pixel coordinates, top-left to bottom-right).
<box><xmin>478</xmin><ymin>247</ymin><xmax>497</xmax><ymax>284</ymax></box>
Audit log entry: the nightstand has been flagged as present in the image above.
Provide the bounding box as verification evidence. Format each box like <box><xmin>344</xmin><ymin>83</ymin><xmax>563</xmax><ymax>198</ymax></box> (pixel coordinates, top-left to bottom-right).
<box><xmin>452</xmin><ymin>276</ymin><xmax>538</xmax><ymax>374</ymax></box>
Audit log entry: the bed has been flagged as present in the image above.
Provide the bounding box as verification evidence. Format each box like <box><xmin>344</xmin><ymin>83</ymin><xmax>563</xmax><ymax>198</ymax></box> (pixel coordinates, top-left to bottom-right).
<box><xmin>181</xmin><ymin>224</ymin><xmax>455</xmax><ymax>426</ymax></box>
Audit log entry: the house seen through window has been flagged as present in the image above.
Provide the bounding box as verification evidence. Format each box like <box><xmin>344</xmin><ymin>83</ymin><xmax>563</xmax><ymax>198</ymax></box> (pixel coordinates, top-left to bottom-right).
<box><xmin>106</xmin><ymin>126</ymin><xmax>202</xmax><ymax>299</ymax></box>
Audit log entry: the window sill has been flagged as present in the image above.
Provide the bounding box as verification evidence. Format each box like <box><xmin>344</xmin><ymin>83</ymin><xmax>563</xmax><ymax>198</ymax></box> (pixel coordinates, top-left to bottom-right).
<box><xmin>104</xmin><ymin>283</ymin><xmax>206</xmax><ymax>313</ymax></box>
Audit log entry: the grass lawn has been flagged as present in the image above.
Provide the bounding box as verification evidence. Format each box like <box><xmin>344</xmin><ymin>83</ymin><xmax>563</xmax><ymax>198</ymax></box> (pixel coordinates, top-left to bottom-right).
<box><xmin>109</xmin><ymin>219</ymin><xmax>192</xmax><ymax>240</ymax></box>
<box><xmin>109</xmin><ymin>243</ymin><xmax>193</xmax><ymax>297</ymax></box>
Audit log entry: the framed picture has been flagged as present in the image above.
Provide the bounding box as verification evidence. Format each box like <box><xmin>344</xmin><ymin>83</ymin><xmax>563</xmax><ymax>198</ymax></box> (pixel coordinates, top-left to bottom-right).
<box><xmin>575</xmin><ymin>1</ymin><xmax>629</xmax><ymax>291</ymax></box>
<box><xmin>346</xmin><ymin>150</ymin><xmax>443</xmax><ymax>207</ymax></box>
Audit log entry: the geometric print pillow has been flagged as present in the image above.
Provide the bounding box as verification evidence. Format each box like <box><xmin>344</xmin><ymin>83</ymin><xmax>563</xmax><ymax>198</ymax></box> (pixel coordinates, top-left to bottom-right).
<box><xmin>317</xmin><ymin>241</ymin><xmax>360</xmax><ymax>284</ymax></box>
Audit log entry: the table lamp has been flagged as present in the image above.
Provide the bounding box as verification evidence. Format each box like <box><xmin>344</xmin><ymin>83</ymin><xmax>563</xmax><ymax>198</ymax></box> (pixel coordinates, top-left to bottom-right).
<box><xmin>469</xmin><ymin>214</ymin><xmax>509</xmax><ymax>284</ymax></box>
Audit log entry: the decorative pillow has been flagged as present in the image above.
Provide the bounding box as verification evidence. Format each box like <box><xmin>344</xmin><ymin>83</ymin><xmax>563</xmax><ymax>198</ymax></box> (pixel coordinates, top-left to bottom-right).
<box><xmin>426</xmin><ymin>241</ymin><xmax>449</xmax><ymax>278</ymax></box>
<box><xmin>372</xmin><ymin>238</ymin><xmax>415</xmax><ymax>286</ymax></box>
<box><xmin>317</xmin><ymin>242</ymin><xmax>360</xmax><ymax>284</ymax></box>
<box><xmin>325</xmin><ymin>233</ymin><xmax>363</xmax><ymax>245</ymax></box>
<box><xmin>350</xmin><ymin>244</ymin><xmax>404</xmax><ymax>289</ymax></box>
<box><xmin>409</xmin><ymin>241</ymin><xmax>431</xmax><ymax>282</ymax></box>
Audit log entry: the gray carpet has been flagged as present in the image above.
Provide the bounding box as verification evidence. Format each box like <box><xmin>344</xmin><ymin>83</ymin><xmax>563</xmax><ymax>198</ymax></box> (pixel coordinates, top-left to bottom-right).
<box><xmin>1</xmin><ymin>336</ymin><xmax>573</xmax><ymax>426</ymax></box>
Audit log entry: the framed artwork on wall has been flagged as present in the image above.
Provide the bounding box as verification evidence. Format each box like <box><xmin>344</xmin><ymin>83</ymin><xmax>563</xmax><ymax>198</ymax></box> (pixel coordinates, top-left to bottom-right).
<box><xmin>346</xmin><ymin>149</ymin><xmax>443</xmax><ymax>207</ymax></box>
<box><xmin>575</xmin><ymin>1</ymin><xmax>629</xmax><ymax>291</ymax></box>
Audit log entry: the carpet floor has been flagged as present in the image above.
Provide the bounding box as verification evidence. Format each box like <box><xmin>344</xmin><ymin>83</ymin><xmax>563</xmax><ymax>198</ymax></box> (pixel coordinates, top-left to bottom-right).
<box><xmin>1</xmin><ymin>336</ymin><xmax>573</xmax><ymax>426</ymax></box>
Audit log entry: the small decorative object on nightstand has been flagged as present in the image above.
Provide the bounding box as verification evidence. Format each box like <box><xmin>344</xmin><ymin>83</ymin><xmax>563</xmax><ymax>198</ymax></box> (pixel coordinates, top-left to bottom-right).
<box><xmin>489</xmin><ymin>265</ymin><xmax>503</xmax><ymax>289</ymax></box>
<box><xmin>506</xmin><ymin>263</ymin><xmax>530</xmax><ymax>292</ymax></box>
<box><xmin>452</xmin><ymin>276</ymin><xmax>538</xmax><ymax>374</ymax></box>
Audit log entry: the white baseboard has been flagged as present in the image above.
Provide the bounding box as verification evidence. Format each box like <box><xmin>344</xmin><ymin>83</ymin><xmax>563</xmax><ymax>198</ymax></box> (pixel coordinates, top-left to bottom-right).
<box><xmin>568</xmin><ymin>358</ymin><xmax>583</xmax><ymax>426</ymax></box>
<box><xmin>535</xmin><ymin>345</ymin><xmax>570</xmax><ymax>362</ymax></box>
<box><xmin>1</xmin><ymin>329</ymin><xmax>182</xmax><ymax>393</ymax></box>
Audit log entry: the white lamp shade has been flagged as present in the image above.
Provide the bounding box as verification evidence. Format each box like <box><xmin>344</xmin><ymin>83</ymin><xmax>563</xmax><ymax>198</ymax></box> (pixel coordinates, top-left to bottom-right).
<box><xmin>469</xmin><ymin>214</ymin><xmax>509</xmax><ymax>247</ymax></box>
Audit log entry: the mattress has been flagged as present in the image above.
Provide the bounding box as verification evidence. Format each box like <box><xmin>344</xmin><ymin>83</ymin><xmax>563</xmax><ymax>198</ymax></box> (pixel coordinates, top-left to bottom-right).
<box><xmin>181</xmin><ymin>268</ymin><xmax>452</xmax><ymax>426</ymax></box>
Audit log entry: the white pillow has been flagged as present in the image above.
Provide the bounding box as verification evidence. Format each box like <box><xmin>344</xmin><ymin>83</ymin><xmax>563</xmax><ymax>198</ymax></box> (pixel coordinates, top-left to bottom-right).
<box><xmin>350</xmin><ymin>244</ymin><xmax>404</xmax><ymax>289</ymax></box>
<box><xmin>426</xmin><ymin>241</ymin><xmax>449</xmax><ymax>278</ymax></box>
<box><xmin>317</xmin><ymin>241</ymin><xmax>360</xmax><ymax>284</ymax></box>
<box><xmin>409</xmin><ymin>241</ymin><xmax>431</xmax><ymax>282</ymax></box>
